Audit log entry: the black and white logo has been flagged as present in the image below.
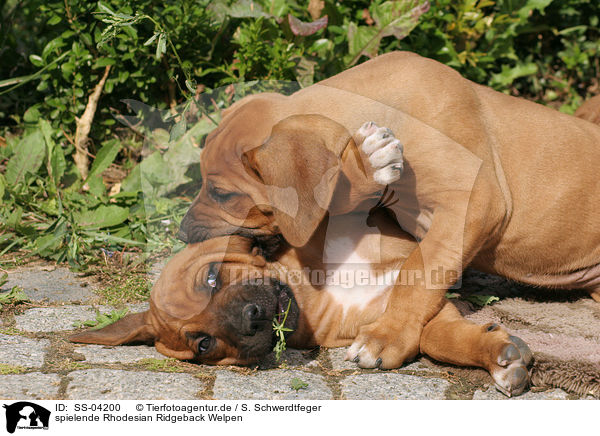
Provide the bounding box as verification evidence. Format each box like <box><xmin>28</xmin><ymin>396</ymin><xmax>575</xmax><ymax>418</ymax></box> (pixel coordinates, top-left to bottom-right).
<box><xmin>3</xmin><ymin>402</ymin><xmax>50</xmax><ymax>433</ymax></box>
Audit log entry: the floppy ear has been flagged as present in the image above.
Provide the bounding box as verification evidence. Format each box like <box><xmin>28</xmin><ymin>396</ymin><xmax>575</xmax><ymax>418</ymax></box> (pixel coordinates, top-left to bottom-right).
<box><xmin>244</xmin><ymin>114</ymin><xmax>352</xmax><ymax>247</ymax></box>
<box><xmin>69</xmin><ymin>311</ymin><xmax>157</xmax><ymax>346</ymax></box>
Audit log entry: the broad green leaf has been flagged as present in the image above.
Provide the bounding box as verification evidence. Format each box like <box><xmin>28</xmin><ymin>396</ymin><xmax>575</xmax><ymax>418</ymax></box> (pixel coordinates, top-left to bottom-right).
<box><xmin>87</xmin><ymin>139</ymin><xmax>121</xmax><ymax>180</ymax></box>
<box><xmin>29</xmin><ymin>55</ymin><xmax>43</xmax><ymax>67</ymax></box>
<box><xmin>347</xmin><ymin>0</ymin><xmax>428</xmax><ymax>65</ymax></box>
<box><xmin>75</xmin><ymin>205</ymin><xmax>129</xmax><ymax>228</ymax></box>
<box><xmin>4</xmin><ymin>130</ymin><xmax>46</xmax><ymax>185</ymax></box>
<box><xmin>169</xmin><ymin>119</ymin><xmax>187</xmax><ymax>142</ymax></box>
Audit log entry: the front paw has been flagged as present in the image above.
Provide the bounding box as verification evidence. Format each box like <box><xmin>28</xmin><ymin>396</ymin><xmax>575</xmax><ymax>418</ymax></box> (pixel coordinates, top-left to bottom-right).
<box><xmin>356</xmin><ymin>121</ymin><xmax>404</xmax><ymax>185</ymax></box>
<box><xmin>345</xmin><ymin>319</ymin><xmax>421</xmax><ymax>369</ymax></box>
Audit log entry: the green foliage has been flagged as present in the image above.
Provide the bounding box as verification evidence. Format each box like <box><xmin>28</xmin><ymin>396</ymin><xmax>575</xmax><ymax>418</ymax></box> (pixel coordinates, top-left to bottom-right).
<box><xmin>290</xmin><ymin>377</ymin><xmax>308</xmax><ymax>392</ymax></box>
<box><xmin>0</xmin><ymin>285</ymin><xmax>30</xmax><ymax>309</ymax></box>
<box><xmin>272</xmin><ymin>299</ymin><xmax>293</xmax><ymax>362</ymax></box>
<box><xmin>0</xmin><ymin>0</ymin><xmax>598</xmax><ymax>268</ymax></box>
<box><xmin>446</xmin><ymin>292</ymin><xmax>500</xmax><ymax>307</ymax></box>
<box><xmin>72</xmin><ymin>307</ymin><xmax>129</xmax><ymax>330</ymax></box>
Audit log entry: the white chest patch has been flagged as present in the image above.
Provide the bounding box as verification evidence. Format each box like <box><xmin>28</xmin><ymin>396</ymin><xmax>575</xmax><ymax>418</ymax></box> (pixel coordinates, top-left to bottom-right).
<box><xmin>320</xmin><ymin>234</ymin><xmax>398</xmax><ymax>316</ymax></box>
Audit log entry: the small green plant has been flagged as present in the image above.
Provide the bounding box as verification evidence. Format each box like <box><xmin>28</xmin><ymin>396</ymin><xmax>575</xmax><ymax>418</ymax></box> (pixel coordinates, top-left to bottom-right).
<box><xmin>272</xmin><ymin>299</ymin><xmax>293</xmax><ymax>362</ymax></box>
<box><xmin>73</xmin><ymin>307</ymin><xmax>129</xmax><ymax>330</ymax></box>
<box><xmin>290</xmin><ymin>377</ymin><xmax>308</xmax><ymax>392</ymax></box>
<box><xmin>0</xmin><ymin>286</ymin><xmax>30</xmax><ymax>309</ymax></box>
<box><xmin>0</xmin><ymin>273</ymin><xmax>7</xmax><ymax>287</ymax></box>
<box><xmin>139</xmin><ymin>358</ymin><xmax>184</xmax><ymax>372</ymax></box>
<box><xmin>446</xmin><ymin>292</ymin><xmax>500</xmax><ymax>307</ymax></box>
<box><xmin>0</xmin><ymin>364</ymin><xmax>26</xmax><ymax>375</ymax></box>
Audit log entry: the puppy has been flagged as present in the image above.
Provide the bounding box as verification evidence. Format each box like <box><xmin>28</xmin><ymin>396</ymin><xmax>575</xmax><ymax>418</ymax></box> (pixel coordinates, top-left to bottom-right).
<box><xmin>71</xmin><ymin>210</ymin><xmax>532</xmax><ymax>397</ymax></box>
<box><xmin>176</xmin><ymin>52</ymin><xmax>600</xmax><ymax>369</ymax></box>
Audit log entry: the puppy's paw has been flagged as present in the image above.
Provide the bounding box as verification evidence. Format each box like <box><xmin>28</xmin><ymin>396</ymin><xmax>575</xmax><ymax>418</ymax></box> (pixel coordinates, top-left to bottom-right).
<box><xmin>489</xmin><ymin>334</ymin><xmax>533</xmax><ymax>397</ymax></box>
<box><xmin>356</xmin><ymin>121</ymin><xmax>404</xmax><ymax>185</ymax></box>
<box><xmin>345</xmin><ymin>318</ymin><xmax>421</xmax><ymax>369</ymax></box>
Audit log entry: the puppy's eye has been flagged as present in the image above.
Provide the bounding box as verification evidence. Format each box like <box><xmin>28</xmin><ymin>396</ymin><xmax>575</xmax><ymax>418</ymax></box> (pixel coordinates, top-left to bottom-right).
<box><xmin>197</xmin><ymin>335</ymin><xmax>213</xmax><ymax>354</ymax></box>
<box><xmin>205</xmin><ymin>263</ymin><xmax>220</xmax><ymax>292</ymax></box>
<box><xmin>207</xmin><ymin>271</ymin><xmax>217</xmax><ymax>288</ymax></box>
<box><xmin>209</xmin><ymin>185</ymin><xmax>237</xmax><ymax>203</ymax></box>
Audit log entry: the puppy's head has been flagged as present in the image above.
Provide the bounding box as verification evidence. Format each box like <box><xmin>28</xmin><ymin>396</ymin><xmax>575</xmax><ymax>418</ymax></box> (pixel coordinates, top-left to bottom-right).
<box><xmin>70</xmin><ymin>236</ymin><xmax>300</xmax><ymax>365</ymax></box>
<box><xmin>178</xmin><ymin>95</ymin><xmax>355</xmax><ymax>249</ymax></box>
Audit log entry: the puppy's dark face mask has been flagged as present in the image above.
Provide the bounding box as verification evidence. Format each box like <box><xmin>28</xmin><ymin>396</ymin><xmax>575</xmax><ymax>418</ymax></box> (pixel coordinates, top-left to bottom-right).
<box><xmin>70</xmin><ymin>236</ymin><xmax>299</xmax><ymax>365</ymax></box>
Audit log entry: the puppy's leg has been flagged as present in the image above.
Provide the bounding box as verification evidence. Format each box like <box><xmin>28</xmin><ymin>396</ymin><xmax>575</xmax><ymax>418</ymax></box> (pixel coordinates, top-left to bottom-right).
<box><xmin>355</xmin><ymin>121</ymin><xmax>404</xmax><ymax>185</ymax></box>
<box><xmin>331</xmin><ymin>122</ymin><xmax>404</xmax><ymax>215</ymax></box>
<box><xmin>420</xmin><ymin>302</ymin><xmax>532</xmax><ymax>397</ymax></box>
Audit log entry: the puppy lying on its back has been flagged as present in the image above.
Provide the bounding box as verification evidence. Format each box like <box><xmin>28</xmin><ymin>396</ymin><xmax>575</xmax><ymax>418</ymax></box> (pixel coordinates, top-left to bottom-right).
<box><xmin>71</xmin><ymin>209</ymin><xmax>533</xmax><ymax>397</ymax></box>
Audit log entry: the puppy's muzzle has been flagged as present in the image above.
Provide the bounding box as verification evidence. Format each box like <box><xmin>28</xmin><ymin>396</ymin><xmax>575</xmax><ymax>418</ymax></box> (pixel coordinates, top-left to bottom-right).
<box><xmin>241</xmin><ymin>303</ymin><xmax>267</xmax><ymax>336</ymax></box>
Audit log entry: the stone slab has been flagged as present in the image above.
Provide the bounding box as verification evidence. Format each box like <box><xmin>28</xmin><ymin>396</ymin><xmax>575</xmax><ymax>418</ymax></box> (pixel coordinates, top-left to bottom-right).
<box><xmin>66</xmin><ymin>369</ymin><xmax>205</xmax><ymax>400</ymax></box>
<box><xmin>0</xmin><ymin>373</ymin><xmax>62</xmax><ymax>400</ymax></box>
<box><xmin>213</xmin><ymin>369</ymin><xmax>332</xmax><ymax>400</ymax></box>
<box><xmin>340</xmin><ymin>373</ymin><xmax>450</xmax><ymax>400</ymax></box>
<box><xmin>15</xmin><ymin>304</ymin><xmax>149</xmax><ymax>333</ymax></box>
<box><xmin>4</xmin><ymin>267</ymin><xmax>97</xmax><ymax>303</ymax></box>
<box><xmin>0</xmin><ymin>334</ymin><xmax>49</xmax><ymax>367</ymax></box>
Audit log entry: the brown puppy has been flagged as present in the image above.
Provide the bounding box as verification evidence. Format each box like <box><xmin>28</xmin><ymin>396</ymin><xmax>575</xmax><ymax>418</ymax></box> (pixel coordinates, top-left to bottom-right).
<box><xmin>71</xmin><ymin>211</ymin><xmax>533</xmax><ymax>397</ymax></box>
<box><xmin>176</xmin><ymin>51</ymin><xmax>600</xmax><ymax>370</ymax></box>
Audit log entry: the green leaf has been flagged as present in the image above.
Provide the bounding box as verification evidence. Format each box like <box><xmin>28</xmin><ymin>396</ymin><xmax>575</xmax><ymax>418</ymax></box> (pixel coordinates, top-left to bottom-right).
<box><xmin>464</xmin><ymin>295</ymin><xmax>500</xmax><ymax>307</ymax></box>
<box><xmin>490</xmin><ymin>62</ymin><xmax>538</xmax><ymax>88</ymax></box>
<box><xmin>156</xmin><ymin>32</ymin><xmax>166</xmax><ymax>59</ymax></box>
<box><xmin>144</xmin><ymin>33</ymin><xmax>160</xmax><ymax>46</ymax></box>
<box><xmin>29</xmin><ymin>55</ymin><xmax>44</xmax><ymax>67</ymax></box>
<box><xmin>169</xmin><ymin>119</ymin><xmax>187</xmax><ymax>142</ymax></box>
<box><xmin>347</xmin><ymin>0</ymin><xmax>428</xmax><ymax>65</ymax></box>
<box><xmin>4</xmin><ymin>130</ymin><xmax>46</xmax><ymax>185</ymax></box>
<box><xmin>290</xmin><ymin>377</ymin><xmax>308</xmax><ymax>392</ymax></box>
<box><xmin>93</xmin><ymin>57</ymin><xmax>116</xmax><ymax>68</ymax></box>
<box><xmin>97</xmin><ymin>2</ymin><xmax>117</xmax><ymax>16</ymax></box>
<box><xmin>75</xmin><ymin>205</ymin><xmax>129</xmax><ymax>229</ymax></box>
<box><xmin>47</xmin><ymin>15</ymin><xmax>62</xmax><ymax>25</ymax></box>
<box><xmin>87</xmin><ymin>139</ymin><xmax>121</xmax><ymax>180</ymax></box>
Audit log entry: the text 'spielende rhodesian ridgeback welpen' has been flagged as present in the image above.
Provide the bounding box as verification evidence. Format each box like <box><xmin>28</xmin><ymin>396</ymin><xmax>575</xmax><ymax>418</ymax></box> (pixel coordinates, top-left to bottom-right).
<box><xmin>72</xmin><ymin>51</ymin><xmax>600</xmax><ymax>396</ymax></box>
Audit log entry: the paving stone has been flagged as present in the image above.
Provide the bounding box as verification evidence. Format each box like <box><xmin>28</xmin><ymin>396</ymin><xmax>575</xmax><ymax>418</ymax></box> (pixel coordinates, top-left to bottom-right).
<box><xmin>472</xmin><ymin>386</ymin><xmax>569</xmax><ymax>400</ymax></box>
<box><xmin>74</xmin><ymin>344</ymin><xmax>166</xmax><ymax>364</ymax></box>
<box><xmin>340</xmin><ymin>373</ymin><xmax>450</xmax><ymax>400</ymax></box>
<box><xmin>4</xmin><ymin>266</ymin><xmax>97</xmax><ymax>303</ymax></box>
<box><xmin>15</xmin><ymin>304</ymin><xmax>149</xmax><ymax>333</ymax></box>
<box><xmin>66</xmin><ymin>369</ymin><xmax>205</xmax><ymax>400</ymax></box>
<box><xmin>0</xmin><ymin>373</ymin><xmax>62</xmax><ymax>400</ymax></box>
<box><xmin>0</xmin><ymin>334</ymin><xmax>49</xmax><ymax>367</ymax></box>
<box><xmin>213</xmin><ymin>369</ymin><xmax>332</xmax><ymax>400</ymax></box>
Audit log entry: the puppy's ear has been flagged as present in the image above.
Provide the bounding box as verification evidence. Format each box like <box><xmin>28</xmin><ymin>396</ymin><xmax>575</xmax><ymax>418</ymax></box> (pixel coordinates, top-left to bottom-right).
<box><xmin>70</xmin><ymin>312</ymin><xmax>157</xmax><ymax>346</ymax></box>
<box><xmin>245</xmin><ymin>114</ymin><xmax>351</xmax><ymax>247</ymax></box>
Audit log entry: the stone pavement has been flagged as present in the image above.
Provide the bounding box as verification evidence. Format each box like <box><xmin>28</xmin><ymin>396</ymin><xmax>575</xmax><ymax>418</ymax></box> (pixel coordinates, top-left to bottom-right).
<box><xmin>0</xmin><ymin>263</ymin><xmax>589</xmax><ymax>400</ymax></box>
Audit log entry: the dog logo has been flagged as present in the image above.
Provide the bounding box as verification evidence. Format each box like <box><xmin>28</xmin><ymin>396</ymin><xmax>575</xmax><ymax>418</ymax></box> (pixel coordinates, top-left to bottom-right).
<box><xmin>3</xmin><ymin>402</ymin><xmax>50</xmax><ymax>433</ymax></box>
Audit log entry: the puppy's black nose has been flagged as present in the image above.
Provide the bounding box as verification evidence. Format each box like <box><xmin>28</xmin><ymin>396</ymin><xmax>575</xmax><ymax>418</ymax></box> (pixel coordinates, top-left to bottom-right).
<box><xmin>243</xmin><ymin>304</ymin><xmax>262</xmax><ymax>321</ymax></box>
